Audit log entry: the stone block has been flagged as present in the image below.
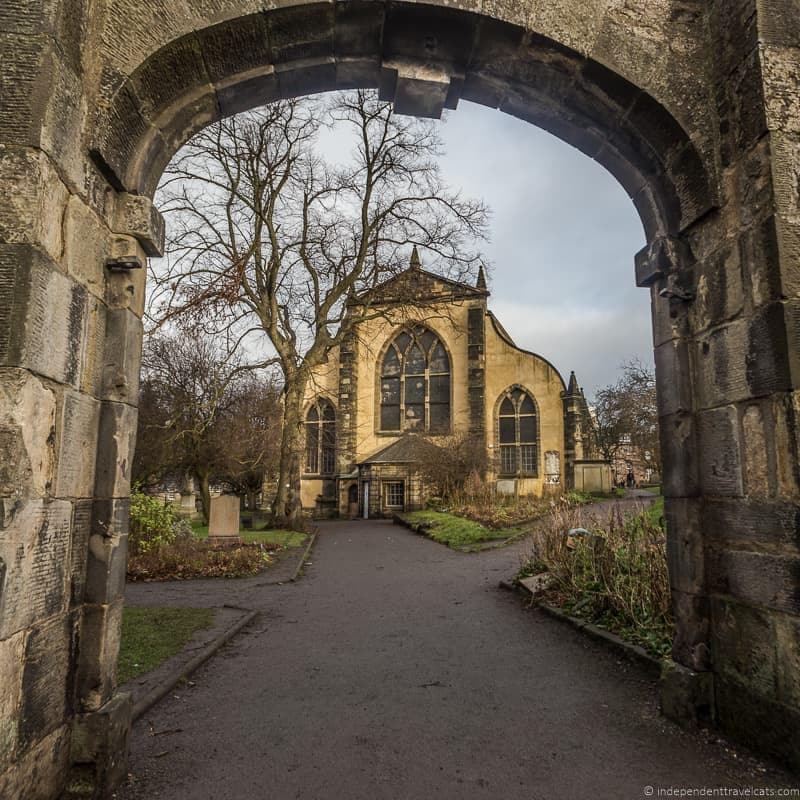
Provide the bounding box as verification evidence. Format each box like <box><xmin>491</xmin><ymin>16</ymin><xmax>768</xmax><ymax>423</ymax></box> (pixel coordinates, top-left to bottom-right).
<box><xmin>105</xmin><ymin>247</ymin><xmax>147</xmax><ymax>318</ymax></box>
<box><xmin>659</xmin><ymin>411</ymin><xmax>700</xmax><ymax>497</ymax></box>
<box><xmin>703</xmin><ymin>497</ymin><xmax>800</xmax><ymax>555</ymax></box>
<box><xmin>0</xmin><ymin>499</ymin><xmax>71</xmax><ymax>640</ymax></box>
<box><xmin>695</xmin><ymin>320</ymin><xmax>750</xmax><ymax>409</ymax></box>
<box><xmin>774</xmin><ymin>613</ymin><xmax>800</xmax><ymax>709</ymax></box>
<box><xmin>697</xmin><ymin>406</ymin><xmax>743</xmax><ymax>496</ymax></box>
<box><xmin>75</xmin><ymin>599</ymin><xmax>124</xmax><ymax>713</ymax></box>
<box><xmin>208</xmin><ymin>495</ymin><xmax>241</xmax><ymax>541</ymax></box>
<box><xmin>84</xmin><ymin>534</ymin><xmax>128</xmax><ymax>605</ymax></box>
<box><xmin>0</xmin><ymin>368</ymin><xmax>56</xmax><ymax>498</ymax></box>
<box><xmin>671</xmin><ymin>589</ymin><xmax>710</xmax><ymax>672</ymax></box>
<box><xmin>70</xmin><ymin>691</ymin><xmax>132</xmax><ymax>798</ymax></box>
<box><xmin>55</xmin><ymin>391</ymin><xmax>101</xmax><ymax>500</ymax></box>
<box><xmin>62</xmin><ymin>191</ymin><xmax>109</xmax><ymax>300</ymax></box>
<box><xmin>773</xmin><ymin>392</ymin><xmax>800</xmax><ymax>497</ymax></box>
<box><xmin>93</xmin><ymin>401</ymin><xmax>137</xmax><ymax>500</ymax></box>
<box><xmin>664</xmin><ymin>497</ymin><xmax>705</xmax><ymax>595</ymax></box>
<box><xmin>75</xmin><ymin>294</ymin><xmax>107</xmax><ymax>400</ymax></box>
<box><xmin>659</xmin><ymin>659</ymin><xmax>714</xmax><ymax>728</ymax></box>
<box><xmin>745</xmin><ymin>300</ymin><xmax>795</xmax><ymax>397</ymax></box>
<box><xmin>91</xmin><ymin>498</ymin><xmax>130</xmax><ymax>540</ymax></box>
<box><xmin>710</xmin><ymin>596</ymin><xmax>777</xmax><ymax>699</ymax></box>
<box><xmin>715</xmin><ymin>676</ymin><xmax>800</xmax><ymax>773</ymax></box>
<box><xmin>112</xmin><ymin>193</ymin><xmax>164</xmax><ymax>258</ymax></box>
<box><xmin>128</xmin><ymin>33</ymin><xmax>211</xmax><ymax>124</ymax></box>
<box><xmin>654</xmin><ymin>339</ymin><xmax>692</xmax><ymax>417</ymax></box>
<box><xmin>216</xmin><ymin>67</ymin><xmax>280</xmax><ymax>118</ymax></box>
<box><xmin>197</xmin><ymin>12</ymin><xmax>272</xmax><ymax>86</ymax></box>
<box><xmin>0</xmin><ymin>630</ymin><xmax>26</xmax><ymax>768</ymax></box>
<box><xmin>0</xmin><ymin>244</ymin><xmax>93</xmax><ymax>389</ymax></box>
<box><xmin>709</xmin><ymin>548</ymin><xmax>800</xmax><ymax>614</ymax></box>
<box><xmin>101</xmin><ymin>309</ymin><xmax>142</xmax><ymax>404</ymax></box>
<box><xmin>740</xmin><ymin>403</ymin><xmax>770</xmax><ymax>497</ymax></box>
<box><xmin>691</xmin><ymin>245</ymin><xmax>744</xmax><ymax>331</ymax></box>
<box><xmin>0</xmin><ymin>723</ymin><xmax>70</xmax><ymax>800</ymax></box>
<box><xmin>18</xmin><ymin>613</ymin><xmax>76</xmax><ymax>752</ymax></box>
<box><xmin>69</xmin><ymin>499</ymin><xmax>92</xmax><ymax>608</ymax></box>
<box><xmin>0</xmin><ymin>147</ymin><xmax>69</xmax><ymax>262</ymax></box>
<box><xmin>268</xmin><ymin>4</ymin><xmax>334</xmax><ymax>65</ymax></box>
<box><xmin>275</xmin><ymin>58</ymin><xmax>337</xmax><ymax>101</ymax></box>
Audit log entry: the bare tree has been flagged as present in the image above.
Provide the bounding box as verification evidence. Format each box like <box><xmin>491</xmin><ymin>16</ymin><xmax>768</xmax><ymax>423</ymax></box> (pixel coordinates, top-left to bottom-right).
<box><xmin>591</xmin><ymin>360</ymin><xmax>660</xmax><ymax>475</ymax></box>
<box><xmin>217</xmin><ymin>374</ymin><xmax>282</xmax><ymax>511</ymax></box>
<box><xmin>135</xmin><ymin>328</ymin><xmax>259</xmax><ymax>522</ymax></box>
<box><xmin>416</xmin><ymin>432</ymin><xmax>489</xmax><ymax>501</ymax></box>
<box><xmin>151</xmin><ymin>90</ymin><xmax>488</xmax><ymax>523</ymax></box>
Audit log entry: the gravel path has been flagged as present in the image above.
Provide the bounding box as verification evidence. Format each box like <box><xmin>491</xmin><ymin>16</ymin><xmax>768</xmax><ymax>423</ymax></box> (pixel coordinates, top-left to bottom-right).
<box><xmin>115</xmin><ymin>514</ymin><xmax>794</xmax><ymax>800</ymax></box>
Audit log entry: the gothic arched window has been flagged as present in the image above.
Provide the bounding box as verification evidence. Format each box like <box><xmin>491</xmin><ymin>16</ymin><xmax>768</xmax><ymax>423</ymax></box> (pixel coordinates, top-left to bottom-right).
<box><xmin>380</xmin><ymin>326</ymin><xmax>450</xmax><ymax>433</ymax></box>
<box><xmin>498</xmin><ymin>387</ymin><xmax>539</xmax><ymax>476</ymax></box>
<box><xmin>306</xmin><ymin>399</ymin><xmax>336</xmax><ymax>474</ymax></box>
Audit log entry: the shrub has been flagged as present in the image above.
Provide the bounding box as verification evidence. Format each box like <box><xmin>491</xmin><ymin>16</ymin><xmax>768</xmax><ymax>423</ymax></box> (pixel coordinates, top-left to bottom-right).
<box><xmin>129</xmin><ymin>491</ymin><xmax>180</xmax><ymax>553</ymax></box>
<box><xmin>519</xmin><ymin>501</ymin><xmax>672</xmax><ymax>657</ymax></box>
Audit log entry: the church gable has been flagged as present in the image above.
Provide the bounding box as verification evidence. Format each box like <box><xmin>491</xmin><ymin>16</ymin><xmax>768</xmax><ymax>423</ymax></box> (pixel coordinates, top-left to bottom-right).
<box><xmin>355</xmin><ymin>247</ymin><xmax>488</xmax><ymax>306</ymax></box>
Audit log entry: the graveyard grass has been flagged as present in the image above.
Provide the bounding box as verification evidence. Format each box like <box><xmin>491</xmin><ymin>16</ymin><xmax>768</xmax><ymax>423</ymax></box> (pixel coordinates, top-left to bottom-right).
<box><xmin>118</xmin><ymin>606</ymin><xmax>215</xmax><ymax>684</ymax></box>
<box><xmin>191</xmin><ymin>523</ymin><xmax>307</xmax><ymax>548</ymax></box>
<box><xmin>399</xmin><ymin>510</ymin><xmax>523</xmax><ymax>549</ymax></box>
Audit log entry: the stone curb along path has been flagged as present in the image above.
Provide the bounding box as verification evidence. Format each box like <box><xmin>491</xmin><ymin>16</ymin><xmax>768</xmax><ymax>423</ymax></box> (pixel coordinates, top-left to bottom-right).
<box><xmin>131</xmin><ymin>606</ymin><xmax>258</xmax><ymax>722</ymax></box>
<box><xmin>503</xmin><ymin>579</ymin><xmax>663</xmax><ymax>677</ymax></box>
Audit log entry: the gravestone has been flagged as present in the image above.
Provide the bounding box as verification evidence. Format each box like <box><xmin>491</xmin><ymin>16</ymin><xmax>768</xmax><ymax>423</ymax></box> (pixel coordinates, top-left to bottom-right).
<box><xmin>208</xmin><ymin>495</ymin><xmax>241</xmax><ymax>545</ymax></box>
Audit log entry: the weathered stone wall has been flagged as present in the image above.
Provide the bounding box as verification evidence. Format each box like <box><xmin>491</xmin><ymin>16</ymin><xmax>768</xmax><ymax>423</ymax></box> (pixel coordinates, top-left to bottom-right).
<box><xmin>1</xmin><ymin>0</ymin><xmax>799</xmax><ymax>795</ymax></box>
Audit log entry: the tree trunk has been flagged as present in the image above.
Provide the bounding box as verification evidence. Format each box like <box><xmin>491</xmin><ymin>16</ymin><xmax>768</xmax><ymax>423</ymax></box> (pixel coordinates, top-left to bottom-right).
<box><xmin>272</xmin><ymin>380</ymin><xmax>306</xmax><ymax>526</ymax></box>
<box><xmin>195</xmin><ymin>467</ymin><xmax>212</xmax><ymax>525</ymax></box>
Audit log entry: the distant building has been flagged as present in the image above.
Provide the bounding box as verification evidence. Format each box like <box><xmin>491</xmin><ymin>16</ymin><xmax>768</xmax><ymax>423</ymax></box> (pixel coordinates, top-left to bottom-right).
<box><xmin>300</xmin><ymin>249</ymin><xmax>610</xmax><ymax>517</ymax></box>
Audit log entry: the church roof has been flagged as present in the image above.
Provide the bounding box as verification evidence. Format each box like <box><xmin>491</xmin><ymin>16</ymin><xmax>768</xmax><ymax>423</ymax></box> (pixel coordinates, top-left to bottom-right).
<box><xmin>354</xmin><ymin>249</ymin><xmax>489</xmax><ymax>306</ymax></box>
<box><xmin>359</xmin><ymin>434</ymin><xmax>428</xmax><ymax>465</ymax></box>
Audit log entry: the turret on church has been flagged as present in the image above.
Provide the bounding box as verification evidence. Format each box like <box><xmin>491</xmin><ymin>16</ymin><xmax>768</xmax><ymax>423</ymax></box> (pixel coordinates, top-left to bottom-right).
<box><xmin>300</xmin><ymin>250</ymin><xmax>607</xmax><ymax>517</ymax></box>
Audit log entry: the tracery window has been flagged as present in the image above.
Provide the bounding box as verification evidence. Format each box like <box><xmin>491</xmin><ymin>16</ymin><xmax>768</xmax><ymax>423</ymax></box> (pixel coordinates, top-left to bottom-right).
<box><xmin>305</xmin><ymin>399</ymin><xmax>336</xmax><ymax>474</ymax></box>
<box><xmin>380</xmin><ymin>326</ymin><xmax>450</xmax><ymax>433</ymax></box>
<box><xmin>498</xmin><ymin>387</ymin><xmax>539</xmax><ymax>477</ymax></box>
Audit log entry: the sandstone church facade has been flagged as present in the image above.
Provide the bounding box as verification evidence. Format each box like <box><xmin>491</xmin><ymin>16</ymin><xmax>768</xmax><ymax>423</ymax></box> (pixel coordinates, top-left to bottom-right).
<box><xmin>301</xmin><ymin>250</ymin><xmax>606</xmax><ymax>517</ymax></box>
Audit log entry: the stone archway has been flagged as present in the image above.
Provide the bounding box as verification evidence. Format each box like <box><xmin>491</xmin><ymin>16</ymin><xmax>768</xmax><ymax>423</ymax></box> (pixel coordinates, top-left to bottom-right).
<box><xmin>1</xmin><ymin>2</ymin><xmax>799</xmax><ymax>796</ymax></box>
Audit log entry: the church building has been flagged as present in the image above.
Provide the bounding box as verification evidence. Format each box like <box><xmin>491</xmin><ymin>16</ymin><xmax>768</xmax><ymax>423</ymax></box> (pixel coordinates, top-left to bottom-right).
<box><xmin>301</xmin><ymin>249</ymin><xmax>607</xmax><ymax>518</ymax></box>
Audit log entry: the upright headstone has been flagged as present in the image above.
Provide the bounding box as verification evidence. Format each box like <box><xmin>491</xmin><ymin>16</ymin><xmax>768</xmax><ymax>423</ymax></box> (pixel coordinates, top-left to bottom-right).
<box><xmin>208</xmin><ymin>495</ymin><xmax>241</xmax><ymax>545</ymax></box>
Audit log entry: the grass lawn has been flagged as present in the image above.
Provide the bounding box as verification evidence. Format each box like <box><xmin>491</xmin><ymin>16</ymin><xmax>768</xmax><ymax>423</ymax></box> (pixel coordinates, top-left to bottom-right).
<box><xmin>399</xmin><ymin>510</ymin><xmax>522</xmax><ymax>550</ymax></box>
<box><xmin>191</xmin><ymin>523</ymin><xmax>307</xmax><ymax>548</ymax></box>
<box><xmin>118</xmin><ymin>606</ymin><xmax>215</xmax><ymax>684</ymax></box>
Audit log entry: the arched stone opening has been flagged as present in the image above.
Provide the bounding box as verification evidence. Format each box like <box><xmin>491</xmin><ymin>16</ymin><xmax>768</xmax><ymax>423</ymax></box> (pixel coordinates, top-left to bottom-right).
<box><xmin>2</xmin><ymin>2</ymin><xmax>800</xmax><ymax>797</ymax></box>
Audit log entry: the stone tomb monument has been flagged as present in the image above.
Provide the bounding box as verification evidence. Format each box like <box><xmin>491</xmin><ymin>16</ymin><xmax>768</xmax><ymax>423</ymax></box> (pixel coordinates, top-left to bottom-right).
<box><xmin>208</xmin><ymin>495</ymin><xmax>241</xmax><ymax>545</ymax></box>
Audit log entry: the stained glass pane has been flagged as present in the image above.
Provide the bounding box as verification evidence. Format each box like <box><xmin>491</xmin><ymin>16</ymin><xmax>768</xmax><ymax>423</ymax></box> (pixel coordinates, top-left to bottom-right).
<box><xmin>519</xmin><ymin>415</ymin><xmax>536</xmax><ymax>443</ymax></box>
<box><xmin>381</xmin><ymin>404</ymin><xmax>400</xmax><ymax>431</ymax></box>
<box><xmin>429</xmin><ymin>403</ymin><xmax>450</xmax><ymax>433</ymax></box>
<box><xmin>520</xmin><ymin>394</ymin><xmax>535</xmax><ymax>414</ymax></box>
<box><xmin>405</xmin><ymin>404</ymin><xmax>424</xmax><ymax>429</ymax></box>
<box><xmin>395</xmin><ymin>332</ymin><xmax>411</xmax><ymax>354</ymax></box>
<box><xmin>499</xmin><ymin>416</ymin><xmax>516</xmax><ymax>443</ymax></box>
<box><xmin>307</xmin><ymin>406</ymin><xmax>319</xmax><ymax>423</ymax></box>
<box><xmin>500</xmin><ymin>445</ymin><xmax>517</xmax><ymax>474</ymax></box>
<box><xmin>430</xmin><ymin>375</ymin><xmax>449</xmax><ymax>403</ymax></box>
<box><xmin>322</xmin><ymin>421</ymin><xmax>336</xmax><ymax>447</ymax></box>
<box><xmin>322</xmin><ymin>401</ymin><xmax>335</xmax><ymax>421</ymax></box>
<box><xmin>405</xmin><ymin>377</ymin><xmax>425</xmax><ymax>404</ymax></box>
<box><xmin>321</xmin><ymin>446</ymin><xmax>336</xmax><ymax>474</ymax></box>
<box><xmin>383</xmin><ymin>347</ymin><xmax>401</xmax><ymax>376</ymax></box>
<box><xmin>405</xmin><ymin>344</ymin><xmax>425</xmax><ymax>375</ymax></box>
<box><xmin>381</xmin><ymin>377</ymin><xmax>400</xmax><ymax>404</ymax></box>
<box><xmin>430</xmin><ymin>343</ymin><xmax>449</xmax><ymax>373</ymax></box>
<box><xmin>499</xmin><ymin>397</ymin><xmax>514</xmax><ymax>416</ymax></box>
<box><xmin>306</xmin><ymin>426</ymin><xmax>319</xmax><ymax>472</ymax></box>
<box><xmin>419</xmin><ymin>329</ymin><xmax>436</xmax><ymax>354</ymax></box>
<box><xmin>520</xmin><ymin>444</ymin><xmax>537</xmax><ymax>474</ymax></box>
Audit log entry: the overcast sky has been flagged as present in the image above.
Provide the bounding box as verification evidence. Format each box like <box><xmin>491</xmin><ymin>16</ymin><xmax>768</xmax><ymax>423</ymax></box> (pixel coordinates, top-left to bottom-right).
<box><xmin>434</xmin><ymin>100</ymin><xmax>651</xmax><ymax>398</ymax></box>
